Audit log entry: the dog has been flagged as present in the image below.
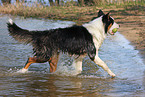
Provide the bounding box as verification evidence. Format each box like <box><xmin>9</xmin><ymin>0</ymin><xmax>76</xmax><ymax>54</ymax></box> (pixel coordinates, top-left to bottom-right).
<box><xmin>7</xmin><ymin>10</ymin><xmax>119</xmax><ymax>77</ymax></box>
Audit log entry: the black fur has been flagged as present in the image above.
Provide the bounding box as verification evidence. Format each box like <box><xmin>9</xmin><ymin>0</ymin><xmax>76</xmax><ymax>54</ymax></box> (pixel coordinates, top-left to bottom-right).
<box><xmin>91</xmin><ymin>10</ymin><xmax>114</xmax><ymax>34</ymax></box>
<box><xmin>91</xmin><ymin>10</ymin><xmax>105</xmax><ymax>21</ymax></box>
<box><xmin>7</xmin><ymin>23</ymin><xmax>96</xmax><ymax>61</ymax></box>
<box><xmin>7</xmin><ymin>22</ymin><xmax>33</xmax><ymax>44</ymax></box>
<box><xmin>98</xmin><ymin>10</ymin><xmax>105</xmax><ymax>17</ymax></box>
<box><xmin>102</xmin><ymin>13</ymin><xmax>114</xmax><ymax>33</ymax></box>
<box><xmin>7</xmin><ymin>10</ymin><xmax>114</xmax><ymax>62</ymax></box>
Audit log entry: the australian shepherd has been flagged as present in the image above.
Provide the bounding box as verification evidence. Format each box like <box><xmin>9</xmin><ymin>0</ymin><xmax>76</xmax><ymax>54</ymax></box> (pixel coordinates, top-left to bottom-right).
<box><xmin>7</xmin><ymin>10</ymin><xmax>119</xmax><ymax>77</ymax></box>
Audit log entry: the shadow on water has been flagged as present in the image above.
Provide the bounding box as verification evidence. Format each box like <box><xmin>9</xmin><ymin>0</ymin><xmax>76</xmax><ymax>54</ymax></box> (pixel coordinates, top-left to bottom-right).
<box><xmin>0</xmin><ymin>15</ymin><xmax>145</xmax><ymax>96</ymax></box>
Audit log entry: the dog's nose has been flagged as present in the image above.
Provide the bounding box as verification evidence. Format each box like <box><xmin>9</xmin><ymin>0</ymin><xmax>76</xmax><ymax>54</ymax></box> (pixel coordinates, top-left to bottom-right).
<box><xmin>117</xmin><ymin>24</ymin><xmax>120</xmax><ymax>28</ymax></box>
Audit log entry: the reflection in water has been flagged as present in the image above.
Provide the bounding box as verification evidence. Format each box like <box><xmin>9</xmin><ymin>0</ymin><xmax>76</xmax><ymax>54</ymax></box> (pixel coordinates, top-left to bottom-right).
<box><xmin>5</xmin><ymin>74</ymin><xmax>112</xmax><ymax>96</ymax></box>
<box><xmin>0</xmin><ymin>16</ymin><xmax>144</xmax><ymax>96</ymax></box>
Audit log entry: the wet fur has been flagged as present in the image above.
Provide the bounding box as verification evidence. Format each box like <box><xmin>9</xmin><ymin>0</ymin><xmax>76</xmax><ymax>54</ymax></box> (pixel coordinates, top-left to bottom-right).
<box><xmin>7</xmin><ymin>10</ymin><xmax>119</xmax><ymax>77</ymax></box>
<box><xmin>7</xmin><ymin>23</ymin><xmax>96</xmax><ymax>61</ymax></box>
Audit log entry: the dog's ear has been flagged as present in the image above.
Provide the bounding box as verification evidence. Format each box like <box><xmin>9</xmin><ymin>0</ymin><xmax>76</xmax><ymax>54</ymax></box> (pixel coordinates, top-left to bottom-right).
<box><xmin>102</xmin><ymin>12</ymin><xmax>111</xmax><ymax>33</ymax></box>
<box><xmin>106</xmin><ymin>12</ymin><xmax>110</xmax><ymax>20</ymax></box>
<box><xmin>102</xmin><ymin>12</ymin><xmax>110</xmax><ymax>23</ymax></box>
<box><xmin>98</xmin><ymin>10</ymin><xmax>105</xmax><ymax>17</ymax></box>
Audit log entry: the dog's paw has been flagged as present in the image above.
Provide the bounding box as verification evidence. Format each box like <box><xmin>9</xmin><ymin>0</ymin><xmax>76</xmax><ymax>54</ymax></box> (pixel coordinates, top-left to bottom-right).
<box><xmin>110</xmin><ymin>73</ymin><xmax>116</xmax><ymax>78</ymax></box>
<box><xmin>17</xmin><ymin>68</ymin><xmax>28</xmax><ymax>73</ymax></box>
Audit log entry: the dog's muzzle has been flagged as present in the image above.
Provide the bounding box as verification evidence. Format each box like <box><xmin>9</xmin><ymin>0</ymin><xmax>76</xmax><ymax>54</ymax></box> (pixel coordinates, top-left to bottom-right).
<box><xmin>108</xmin><ymin>22</ymin><xmax>120</xmax><ymax>35</ymax></box>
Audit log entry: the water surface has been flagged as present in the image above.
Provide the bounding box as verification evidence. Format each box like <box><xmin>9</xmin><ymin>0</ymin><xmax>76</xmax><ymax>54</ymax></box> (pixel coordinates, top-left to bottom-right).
<box><xmin>0</xmin><ymin>15</ymin><xmax>145</xmax><ymax>96</ymax></box>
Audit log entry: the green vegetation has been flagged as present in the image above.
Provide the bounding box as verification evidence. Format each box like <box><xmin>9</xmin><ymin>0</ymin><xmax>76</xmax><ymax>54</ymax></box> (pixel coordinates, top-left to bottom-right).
<box><xmin>0</xmin><ymin>0</ymin><xmax>144</xmax><ymax>24</ymax></box>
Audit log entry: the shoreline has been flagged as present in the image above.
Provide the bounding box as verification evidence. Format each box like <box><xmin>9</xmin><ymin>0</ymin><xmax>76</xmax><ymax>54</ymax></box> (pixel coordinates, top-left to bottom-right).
<box><xmin>116</xmin><ymin>15</ymin><xmax>145</xmax><ymax>63</ymax></box>
<box><xmin>0</xmin><ymin>4</ymin><xmax>144</xmax><ymax>63</ymax></box>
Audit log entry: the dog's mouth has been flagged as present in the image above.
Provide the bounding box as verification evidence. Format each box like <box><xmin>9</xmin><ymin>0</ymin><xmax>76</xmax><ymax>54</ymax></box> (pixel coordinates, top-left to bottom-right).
<box><xmin>108</xmin><ymin>30</ymin><xmax>118</xmax><ymax>35</ymax></box>
<box><xmin>108</xmin><ymin>22</ymin><xmax>120</xmax><ymax>35</ymax></box>
<box><xmin>108</xmin><ymin>31</ymin><xmax>115</xmax><ymax>35</ymax></box>
<box><xmin>108</xmin><ymin>27</ymin><xmax>119</xmax><ymax>35</ymax></box>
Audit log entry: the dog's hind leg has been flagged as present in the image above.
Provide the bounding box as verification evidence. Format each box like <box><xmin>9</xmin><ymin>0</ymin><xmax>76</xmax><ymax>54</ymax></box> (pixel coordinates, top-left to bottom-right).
<box><xmin>21</xmin><ymin>56</ymin><xmax>47</xmax><ymax>72</ymax></box>
<box><xmin>48</xmin><ymin>53</ymin><xmax>59</xmax><ymax>73</ymax></box>
<box><xmin>72</xmin><ymin>56</ymin><xmax>84</xmax><ymax>74</ymax></box>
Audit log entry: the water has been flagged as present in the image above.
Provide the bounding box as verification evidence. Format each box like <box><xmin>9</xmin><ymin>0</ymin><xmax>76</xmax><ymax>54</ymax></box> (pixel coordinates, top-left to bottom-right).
<box><xmin>0</xmin><ymin>15</ymin><xmax>145</xmax><ymax>96</ymax></box>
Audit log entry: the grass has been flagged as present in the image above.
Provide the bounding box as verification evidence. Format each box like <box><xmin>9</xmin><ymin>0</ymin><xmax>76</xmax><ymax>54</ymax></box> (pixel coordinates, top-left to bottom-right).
<box><xmin>0</xmin><ymin>4</ymin><xmax>98</xmax><ymax>23</ymax></box>
<box><xmin>0</xmin><ymin>1</ymin><xmax>144</xmax><ymax>24</ymax></box>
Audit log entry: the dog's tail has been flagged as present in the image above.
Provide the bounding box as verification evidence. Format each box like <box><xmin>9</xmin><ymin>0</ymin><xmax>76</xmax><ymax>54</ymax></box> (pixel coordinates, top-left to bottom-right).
<box><xmin>7</xmin><ymin>19</ymin><xmax>33</xmax><ymax>44</ymax></box>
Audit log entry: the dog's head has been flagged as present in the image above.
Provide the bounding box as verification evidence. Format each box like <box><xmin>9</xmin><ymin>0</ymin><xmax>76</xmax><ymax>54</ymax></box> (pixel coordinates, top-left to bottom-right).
<box><xmin>95</xmin><ymin>10</ymin><xmax>120</xmax><ymax>35</ymax></box>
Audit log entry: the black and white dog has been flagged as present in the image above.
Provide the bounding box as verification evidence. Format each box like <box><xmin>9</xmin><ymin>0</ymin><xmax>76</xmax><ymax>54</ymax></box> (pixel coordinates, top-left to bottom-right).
<box><xmin>7</xmin><ymin>10</ymin><xmax>119</xmax><ymax>77</ymax></box>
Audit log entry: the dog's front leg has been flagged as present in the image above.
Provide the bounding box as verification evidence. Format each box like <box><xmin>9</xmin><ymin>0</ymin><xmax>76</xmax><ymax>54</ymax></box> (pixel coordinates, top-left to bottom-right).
<box><xmin>94</xmin><ymin>56</ymin><xmax>116</xmax><ymax>77</ymax></box>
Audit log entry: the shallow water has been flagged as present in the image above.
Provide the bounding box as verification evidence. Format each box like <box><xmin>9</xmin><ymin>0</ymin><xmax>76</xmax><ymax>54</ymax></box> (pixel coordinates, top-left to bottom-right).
<box><xmin>0</xmin><ymin>15</ymin><xmax>145</xmax><ymax>96</ymax></box>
